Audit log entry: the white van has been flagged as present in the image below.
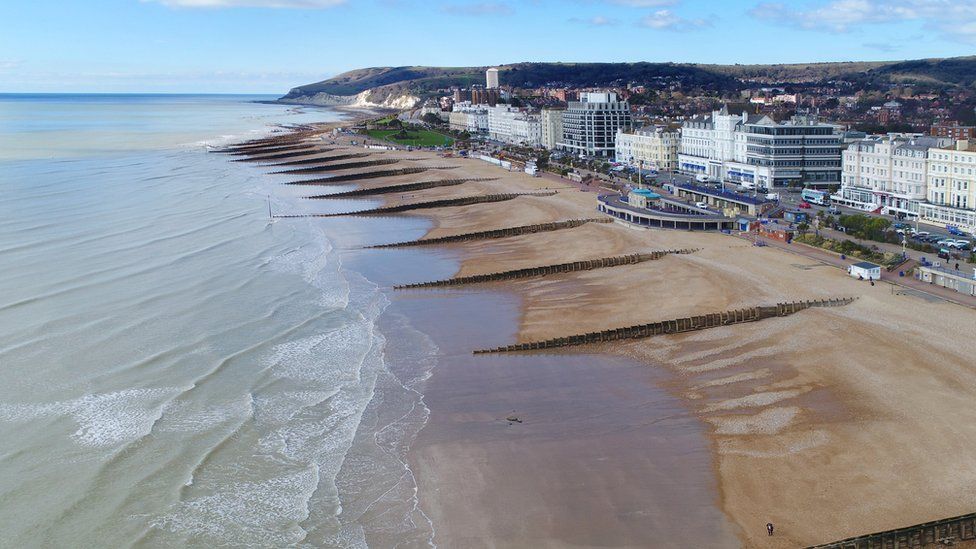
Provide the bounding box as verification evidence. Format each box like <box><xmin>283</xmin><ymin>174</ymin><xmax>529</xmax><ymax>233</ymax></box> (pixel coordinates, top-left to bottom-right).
<box><xmin>695</xmin><ymin>174</ymin><xmax>710</xmax><ymax>183</ymax></box>
<box><xmin>695</xmin><ymin>201</ymin><xmax>709</xmax><ymax>209</ymax></box>
<box><xmin>739</xmin><ymin>181</ymin><xmax>756</xmax><ymax>191</ymax></box>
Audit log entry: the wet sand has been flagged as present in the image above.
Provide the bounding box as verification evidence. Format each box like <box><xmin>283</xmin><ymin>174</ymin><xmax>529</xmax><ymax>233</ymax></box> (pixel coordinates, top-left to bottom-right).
<box><xmin>396</xmin><ymin>292</ymin><xmax>738</xmax><ymax>548</ymax></box>
<box><xmin>271</xmin><ymin>133</ymin><xmax>976</xmax><ymax>547</ymax></box>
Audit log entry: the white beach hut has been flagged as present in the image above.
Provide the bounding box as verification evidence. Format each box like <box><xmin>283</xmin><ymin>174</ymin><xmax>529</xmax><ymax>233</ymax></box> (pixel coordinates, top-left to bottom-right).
<box><xmin>849</xmin><ymin>261</ymin><xmax>881</xmax><ymax>280</ymax></box>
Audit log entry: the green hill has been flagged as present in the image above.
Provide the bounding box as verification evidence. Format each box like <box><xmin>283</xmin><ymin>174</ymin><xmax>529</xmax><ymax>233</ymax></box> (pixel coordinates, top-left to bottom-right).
<box><xmin>279</xmin><ymin>56</ymin><xmax>976</xmax><ymax>104</ymax></box>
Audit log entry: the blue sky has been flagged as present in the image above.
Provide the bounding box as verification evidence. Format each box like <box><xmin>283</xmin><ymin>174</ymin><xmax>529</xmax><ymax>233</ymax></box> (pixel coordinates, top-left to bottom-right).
<box><xmin>1</xmin><ymin>0</ymin><xmax>974</xmax><ymax>93</ymax></box>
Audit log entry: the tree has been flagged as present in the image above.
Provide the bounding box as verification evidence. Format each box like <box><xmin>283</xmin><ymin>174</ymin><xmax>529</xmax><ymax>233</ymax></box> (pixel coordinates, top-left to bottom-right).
<box><xmin>421</xmin><ymin>113</ymin><xmax>441</xmax><ymax>126</ymax></box>
<box><xmin>797</xmin><ymin>222</ymin><xmax>810</xmax><ymax>236</ymax></box>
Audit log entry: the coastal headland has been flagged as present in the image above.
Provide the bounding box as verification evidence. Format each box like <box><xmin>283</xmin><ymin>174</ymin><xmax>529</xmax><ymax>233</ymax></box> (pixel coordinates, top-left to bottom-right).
<box><xmin>225</xmin><ymin>125</ymin><xmax>976</xmax><ymax>548</ymax></box>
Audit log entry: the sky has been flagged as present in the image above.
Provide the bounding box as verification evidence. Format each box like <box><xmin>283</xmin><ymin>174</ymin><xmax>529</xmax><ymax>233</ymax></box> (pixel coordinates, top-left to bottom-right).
<box><xmin>1</xmin><ymin>0</ymin><xmax>975</xmax><ymax>93</ymax></box>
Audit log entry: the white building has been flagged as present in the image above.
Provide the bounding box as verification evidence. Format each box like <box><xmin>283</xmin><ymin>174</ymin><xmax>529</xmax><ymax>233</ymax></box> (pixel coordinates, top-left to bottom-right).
<box><xmin>848</xmin><ymin>261</ymin><xmax>882</xmax><ymax>280</ymax></box>
<box><xmin>449</xmin><ymin>102</ymin><xmax>489</xmax><ymax>133</ymax></box>
<box><xmin>614</xmin><ymin>126</ymin><xmax>679</xmax><ymax>171</ymax></box>
<box><xmin>486</xmin><ymin>68</ymin><xmax>499</xmax><ymax>90</ymax></box>
<box><xmin>919</xmin><ymin>140</ymin><xmax>976</xmax><ymax>233</ymax></box>
<box><xmin>833</xmin><ymin>134</ymin><xmax>949</xmax><ymax>218</ymax></box>
<box><xmin>678</xmin><ymin>107</ymin><xmax>842</xmax><ymax>188</ymax></box>
<box><xmin>558</xmin><ymin>92</ymin><xmax>632</xmax><ymax>158</ymax></box>
<box><xmin>541</xmin><ymin>108</ymin><xmax>564</xmax><ymax>150</ymax></box>
<box><xmin>487</xmin><ymin>105</ymin><xmax>542</xmax><ymax>147</ymax></box>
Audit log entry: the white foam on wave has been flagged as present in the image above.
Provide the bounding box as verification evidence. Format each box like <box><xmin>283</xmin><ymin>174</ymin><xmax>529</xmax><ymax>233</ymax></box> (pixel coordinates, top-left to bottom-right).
<box><xmin>144</xmin><ymin>141</ymin><xmax>434</xmax><ymax>545</ymax></box>
<box><xmin>0</xmin><ymin>388</ymin><xmax>181</xmax><ymax>447</ymax></box>
<box><xmin>268</xmin><ymin>231</ymin><xmax>349</xmax><ymax>311</ymax></box>
<box><xmin>268</xmin><ymin>321</ymin><xmax>371</xmax><ymax>384</ymax></box>
<box><xmin>150</xmin><ymin>466</ymin><xmax>321</xmax><ymax>546</ymax></box>
<box><xmin>157</xmin><ymin>393</ymin><xmax>255</xmax><ymax>434</ymax></box>
<box><xmin>187</xmin><ymin>125</ymin><xmax>283</xmax><ymax>150</ymax></box>
<box><xmin>150</xmin><ymin>267</ymin><xmax>393</xmax><ymax>545</ymax></box>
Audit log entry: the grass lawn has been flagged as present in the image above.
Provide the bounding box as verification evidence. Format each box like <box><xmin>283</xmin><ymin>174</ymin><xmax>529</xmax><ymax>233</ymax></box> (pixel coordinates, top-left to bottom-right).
<box><xmin>366</xmin><ymin>129</ymin><xmax>455</xmax><ymax>147</ymax></box>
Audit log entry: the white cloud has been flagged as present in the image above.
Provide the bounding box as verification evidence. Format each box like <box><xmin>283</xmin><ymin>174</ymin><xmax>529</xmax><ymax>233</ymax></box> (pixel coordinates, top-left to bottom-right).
<box><xmin>569</xmin><ymin>15</ymin><xmax>620</xmax><ymax>26</ymax></box>
<box><xmin>144</xmin><ymin>0</ymin><xmax>345</xmax><ymax>7</ymax></box>
<box><xmin>750</xmin><ymin>0</ymin><xmax>976</xmax><ymax>43</ymax></box>
<box><xmin>441</xmin><ymin>2</ymin><xmax>513</xmax><ymax>16</ymax></box>
<box><xmin>863</xmin><ymin>41</ymin><xmax>899</xmax><ymax>52</ymax></box>
<box><xmin>638</xmin><ymin>8</ymin><xmax>711</xmax><ymax>31</ymax></box>
<box><xmin>607</xmin><ymin>0</ymin><xmax>675</xmax><ymax>6</ymax></box>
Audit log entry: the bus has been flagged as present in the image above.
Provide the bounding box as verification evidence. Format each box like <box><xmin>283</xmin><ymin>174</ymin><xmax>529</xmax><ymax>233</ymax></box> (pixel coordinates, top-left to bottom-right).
<box><xmin>801</xmin><ymin>188</ymin><xmax>830</xmax><ymax>206</ymax></box>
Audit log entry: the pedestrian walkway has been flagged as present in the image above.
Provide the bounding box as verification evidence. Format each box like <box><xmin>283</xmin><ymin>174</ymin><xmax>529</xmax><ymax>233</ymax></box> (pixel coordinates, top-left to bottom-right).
<box><xmin>739</xmin><ymin>233</ymin><xmax>976</xmax><ymax>310</ymax></box>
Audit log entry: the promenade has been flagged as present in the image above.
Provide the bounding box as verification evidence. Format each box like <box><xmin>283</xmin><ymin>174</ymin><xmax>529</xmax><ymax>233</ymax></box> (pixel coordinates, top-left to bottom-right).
<box><xmin>742</xmin><ymin>232</ymin><xmax>976</xmax><ymax>309</ymax></box>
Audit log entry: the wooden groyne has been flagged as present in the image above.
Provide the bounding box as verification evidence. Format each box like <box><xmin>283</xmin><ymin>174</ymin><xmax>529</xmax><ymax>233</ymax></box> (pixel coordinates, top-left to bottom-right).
<box><xmin>274</xmin><ymin>192</ymin><xmax>556</xmax><ymax>219</ymax></box>
<box><xmin>272</xmin><ymin>158</ymin><xmax>402</xmax><ymax>175</ymax></box>
<box><xmin>228</xmin><ymin>143</ymin><xmax>317</xmax><ymax>156</ymax></box>
<box><xmin>368</xmin><ymin>218</ymin><xmax>611</xmax><ymax>248</ymax></box>
<box><xmin>226</xmin><ymin>127</ymin><xmax>319</xmax><ymax>147</ymax></box>
<box><xmin>473</xmin><ymin>297</ymin><xmax>857</xmax><ymax>354</ymax></box>
<box><xmin>264</xmin><ymin>152</ymin><xmax>366</xmax><ymax>167</ymax></box>
<box><xmin>212</xmin><ymin>135</ymin><xmax>316</xmax><ymax>153</ymax></box>
<box><xmin>395</xmin><ymin>250</ymin><xmax>695</xmax><ymax>290</ymax></box>
<box><xmin>306</xmin><ymin>177</ymin><xmax>498</xmax><ymax>199</ymax></box>
<box><xmin>234</xmin><ymin>148</ymin><xmax>333</xmax><ymax>163</ymax></box>
<box><xmin>284</xmin><ymin>166</ymin><xmax>457</xmax><ymax>186</ymax></box>
<box><xmin>806</xmin><ymin>512</ymin><xmax>976</xmax><ymax>549</ymax></box>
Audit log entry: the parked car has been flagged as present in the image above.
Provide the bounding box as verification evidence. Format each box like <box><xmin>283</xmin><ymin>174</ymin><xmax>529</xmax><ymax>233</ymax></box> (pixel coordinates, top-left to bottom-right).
<box><xmin>827</xmin><ymin>206</ymin><xmax>841</xmax><ymax>215</ymax></box>
<box><xmin>797</xmin><ymin>201</ymin><xmax>812</xmax><ymax>209</ymax></box>
<box><xmin>947</xmin><ymin>226</ymin><xmax>965</xmax><ymax>236</ymax></box>
<box><xmin>695</xmin><ymin>201</ymin><xmax>710</xmax><ymax>209</ymax></box>
<box><xmin>915</xmin><ymin>231</ymin><xmax>930</xmax><ymax>238</ymax></box>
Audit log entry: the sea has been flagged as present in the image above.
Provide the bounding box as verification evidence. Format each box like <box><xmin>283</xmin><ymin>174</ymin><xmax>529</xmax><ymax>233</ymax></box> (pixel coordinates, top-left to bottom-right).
<box><xmin>0</xmin><ymin>94</ymin><xmax>737</xmax><ymax>548</ymax></box>
<box><xmin>0</xmin><ymin>94</ymin><xmax>445</xmax><ymax>547</ymax></box>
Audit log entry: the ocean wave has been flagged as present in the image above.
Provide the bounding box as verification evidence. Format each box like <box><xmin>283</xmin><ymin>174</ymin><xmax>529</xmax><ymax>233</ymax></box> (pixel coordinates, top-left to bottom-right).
<box><xmin>0</xmin><ymin>388</ymin><xmax>183</xmax><ymax>448</ymax></box>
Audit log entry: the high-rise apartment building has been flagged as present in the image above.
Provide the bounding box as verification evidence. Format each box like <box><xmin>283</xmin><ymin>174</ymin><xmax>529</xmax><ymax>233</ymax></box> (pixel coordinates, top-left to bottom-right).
<box><xmin>540</xmin><ymin>108</ymin><xmax>564</xmax><ymax>150</ymax></box>
<box><xmin>486</xmin><ymin>68</ymin><xmax>499</xmax><ymax>90</ymax></box>
<box><xmin>558</xmin><ymin>92</ymin><xmax>632</xmax><ymax>158</ymax></box>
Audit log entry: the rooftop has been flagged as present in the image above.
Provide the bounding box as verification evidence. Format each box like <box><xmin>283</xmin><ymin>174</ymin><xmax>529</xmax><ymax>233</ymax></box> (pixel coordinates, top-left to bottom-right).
<box><xmin>675</xmin><ymin>182</ymin><xmax>769</xmax><ymax>206</ymax></box>
<box><xmin>631</xmin><ymin>189</ymin><xmax>661</xmax><ymax>199</ymax></box>
<box><xmin>852</xmin><ymin>261</ymin><xmax>881</xmax><ymax>270</ymax></box>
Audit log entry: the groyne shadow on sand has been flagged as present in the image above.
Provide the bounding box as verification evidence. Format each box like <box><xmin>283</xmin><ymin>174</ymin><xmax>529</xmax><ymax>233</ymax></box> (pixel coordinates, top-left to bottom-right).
<box><xmin>306</xmin><ymin>177</ymin><xmax>499</xmax><ymax>199</ymax></box>
<box><xmin>283</xmin><ymin>166</ymin><xmax>459</xmax><ymax>186</ymax></box>
<box><xmin>275</xmin><ymin>192</ymin><xmax>558</xmax><ymax>218</ymax></box>
<box><xmin>366</xmin><ymin>218</ymin><xmax>610</xmax><ymax>248</ymax></box>
<box><xmin>474</xmin><ymin>297</ymin><xmax>858</xmax><ymax>354</ymax></box>
<box><xmin>395</xmin><ymin>250</ymin><xmax>697</xmax><ymax>289</ymax></box>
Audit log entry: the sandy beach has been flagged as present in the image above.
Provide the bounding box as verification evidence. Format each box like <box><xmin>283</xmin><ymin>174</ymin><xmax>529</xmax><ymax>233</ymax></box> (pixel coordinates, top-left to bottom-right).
<box><xmin>254</xmin><ymin>130</ymin><xmax>976</xmax><ymax>548</ymax></box>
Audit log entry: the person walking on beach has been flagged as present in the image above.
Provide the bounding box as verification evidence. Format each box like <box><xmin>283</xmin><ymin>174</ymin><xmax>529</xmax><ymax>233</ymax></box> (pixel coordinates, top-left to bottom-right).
<box><xmin>767</xmin><ymin>522</ymin><xmax>774</xmax><ymax>536</ymax></box>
